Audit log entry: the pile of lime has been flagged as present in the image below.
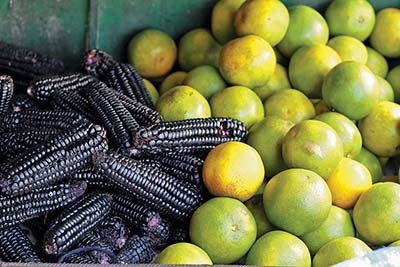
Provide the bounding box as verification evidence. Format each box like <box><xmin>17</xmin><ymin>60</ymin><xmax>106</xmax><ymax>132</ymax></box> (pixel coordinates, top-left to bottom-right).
<box><xmin>127</xmin><ymin>0</ymin><xmax>400</xmax><ymax>266</ymax></box>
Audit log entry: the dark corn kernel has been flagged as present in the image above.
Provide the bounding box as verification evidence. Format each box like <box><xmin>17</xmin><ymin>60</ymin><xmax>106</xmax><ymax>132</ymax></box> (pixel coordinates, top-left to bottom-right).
<box><xmin>0</xmin><ymin>41</ymin><xmax>64</xmax><ymax>84</ymax></box>
<box><xmin>111</xmin><ymin>193</ymin><xmax>170</xmax><ymax>248</ymax></box>
<box><xmin>68</xmin><ymin>168</ymin><xmax>116</xmax><ymax>191</ymax></box>
<box><xmin>168</xmin><ymin>223</ymin><xmax>190</xmax><ymax>244</ymax></box>
<box><xmin>10</xmin><ymin>94</ymin><xmax>37</xmax><ymax>112</ymax></box>
<box><xmin>77</xmin><ymin>232</ymin><xmax>114</xmax><ymax>264</ymax></box>
<box><xmin>116</xmin><ymin>235</ymin><xmax>156</xmax><ymax>264</ymax></box>
<box><xmin>0</xmin><ymin>182</ymin><xmax>86</xmax><ymax>230</ymax></box>
<box><xmin>27</xmin><ymin>73</ymin><xmax>96</xmax><ymax>103</ymax></box>
<box><xmin>0</xmin><ymin>225</ymin><xmax>42</xmax><ymax>263</ymax></box>
<box><xmin>106</xmin><ymin>63</ymin><xmax>154</xmax><ymax>108</ymax></box>
<box><xmin>95</xmin><ymin>216</ymin><xmax>130</xmax><ymax>251</ymax></box>
<box><xmin>82</xmin><ymin>49</ymin><xmax>117</xmax><ymax>79</ymax></box>
<box><xmin>0</xmin><ymin>75</ymin><xmax>14</xmax><ymax>116</ymax></box>
<box><xmin>116</xmin><ymin>92</ymin><xmax>162</xmax><ymax>127</ymax></box>
<box><xmin>44</xmin><ymin>192</ymin><xmax>113</xmax><ymax>255</ymax></box>
<box><xmin>0</xmin><ymin>124</ymin><xmax>108</xmax><ymax>195</ymax></box>
<box><xmin>0</xmin><ymin>128</ymin><xmax>60</xmax><ymax>159</ymax></box>
<box><xmin>128</xmin><ymin>117</ymin><xmax>248</xmax><ymax>156</ymax></box>
<box><xmin>52</xmin><ymin>89</ymin><xmax>95</xmax><ymax>121</ymax></box>
<box><xmin>144</xmin><ymin>153</ymin><xmax>204</xmax><ymax>185</ymax></box>
<box><xmin>94</xmin><ymin>152</ymin><xmax>203</xmax><ymax>222</ymax></box>
<box><xmin>0</xmin><ymin>109</ymin><xmax>88</xmax><ymax>130</ymax></box>
<box><xmin>62</xmin><ymin>253</ymin><xmax>99</xmax><ymax>264</ymax></box>
<box><xmin>87</xmin><ymin>83</ymin><xmax>139</xmax><ymax>148</ymax></box>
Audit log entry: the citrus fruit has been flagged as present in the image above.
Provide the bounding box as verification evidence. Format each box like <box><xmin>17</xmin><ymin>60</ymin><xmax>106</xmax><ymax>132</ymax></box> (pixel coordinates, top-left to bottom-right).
<box><xmin>326</xmin><ymin>158</ymin><xmax>372</xmax><ymax>209</ymax></box>
<box><xmin>178</xmin><ymin>28</ymin><xmax>222</xmax><ymax>71</ymax></box>
<box><xmin>314</xmin><ymin>99</ymin><xmax>331</xmax><ymax>115</ymax></box>
<box><xmin>189</xmin><ymin>197</ymin><xmax>257</xmax><ymax>264</ymax></box>
<box><xmin>277</xmin><ymin>5</ymin><xmax>329</xmax><ymax>57</ymax></box>
<box><xmin>300</xmin><ymin>205</ymin><xmax>355</xmax><ymax>255</ymax></box>
<box><xmin>202</xmin><ymin>141</ymin><xmax>264</xmax><ymax>202</ymax></box>
<box><xmin>263</xmin><ymin>89</ymin><xmax>316</xmax><ymax>124</ymax></box>
<box><xmin>322</xmin><ymin>61</ymin><xmax>380</xmax><ymax>120</ymax></box>
<box><xmin>159</xmin><ymin>71</ymin><xmax>187</xmax><ymax>95</ymax></box>
<box><xmin>263</xmin><ymin>168</ymin><xmax>332</xmax><ymax>236</ymax></box>
<box><xmin>211</xmin><ymin>0</ymin><xmax>246</xmax><ymax>44</ymax></box>
<box><xmin>154</xmin><ymin>242</ymin><xmax>213</xmax><ymax>264</ymax></box>
<box><xmin>245</xmin><ymin>195</ymin><xmax>274</xmax><ymax>238</ymax></box>
<box><xmin>366</xmin><ymin>47</ymin><xmax>389</xmax><ymax>78</ymax></box>
<box><xmin>219</xmin><ymin>35</ymin><xmax>276</xmax><ymax>88</ymax></box>
<box><xmin>289</xmin><ymin>44</ymin><xmax>341</xmax><ymax>98</ymax></box>
<box><xmin>358</xmin><ymin>101</ymin><xmax>400</xmax><ymax>157</ymax></box>
<box><xmin>247</xmin><ymin>116</ymin><xmax>294</xmax><ymax>177</ymax></box>
<box><xmin>155</xmin><ymin>85</ymin><xmax>211</xmax><ymax>121</ymax></box>
<box><xmin>389</xmin><ymin>240</ymin><xmax>400</xmax><ymax>247</ymax></box>
<box><xmin>324</xmin><ymin>0</ymin><xmax>375</xmax><ymax>41</ymax></box>
<box><xmin>312</xmin><ymin>237</ymin><xmax>372</xmax><ymax>267</ymax></box>
<box><xmin>353</xmin><ymin>182</ymin><xmax>400</xmax><ymax>245</ymax></box>
<box><xmin>282</xmin><ymin>120</ymin><xmax>343</xmax><ymax>179</ymax></box>
<box><xmin>387</xmin><ymin>65</ymin><xmax>400</xmax><ymax>103</ymax></box>
<box><xmin>210</xmin><ymin>86</ymin><xmax>264</xmax><ymax>128</ymax></box>
<box><xmin>327</xmin><ymin>35</ymin><xmax>368</xmax><ymax>64</ymax></box>
<box><xmin>183</xmin><ymin>65</ymin><xmax>226</xmax><ymax>99</ymax></box>
<box><xmin>142</xmin><ymin>78</ymin><xmax>159</xmax><ymax>105</ymax></box>
<box><xmin>370</xmin><ymin>8</ymin><xmax>400</xmax><ymax>58</ymax></box>
<box><xmin>377</xmin><ymin>75</ymin><xmax>394</xmax><ymax>102</ymax></box>
<box><xmin>314</xmin><ymin>112</ymin><xmax>362</xmax><ymax>158</ymax></box>
<box><xmin>253</xmin><ymin>64</ymin><xmax>291</xmax><ymax>101</ymax></box>
<box><xmin>353</xmin><ymin>147</ymin><xmax>383</xmax><ymax>184</ymax></box>
<box><xmin>246</xmin><ymin>230</ymin><xmax>311</xmax><ymax>266</ymax></box>
<box><xmin>234</xmin><ymin>0</ymin><xmax>289</xmax><ymax>46</ymax></box>
<box><xmin>127</xmin><ymin>28</ymin><xmax>177</xmax><ymax>79</ymax></box>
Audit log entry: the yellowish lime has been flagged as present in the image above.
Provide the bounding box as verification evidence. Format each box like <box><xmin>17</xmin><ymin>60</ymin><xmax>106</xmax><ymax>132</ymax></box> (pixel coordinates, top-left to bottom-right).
<box><xmin>263</xmin><ymin>89</ymin><xmax>316</xmax><ymax>124</ymax></box>
<box><xmin>253</xmin><ymin>64</ymin><xmax>291</xmax><ymax>102</ymax></box>
<box><xmin>366</xmin><ymin>46</ymin><xmax>389</xmax><ymax>78</ymax></box>
<box><xmin>326</xmin><ymin>158</ymin><xmax>372</xmax><ymax>209</ymax></box>
<box><xmin>353</xmin><ymin>182</ymin><xmax>400</xmax><ymax>245</ymax></box>
<box><xmin>159</xmin><ymin>71</ymin><xmax>187</xmax><ymax>95</ymax></box>
<box><xmin>314</xmin><ymin>112</ymin><xmax>362</xmax><ymax>159</ymax></box>
<box><xmin>154</xmin><ymin>243</ymin><xmax>213</xmax><ymax>264</ymax></box>
<box><xmin>155</xmin><ymin>85</ymin><xmax>211</xmax><ymax>121</ymax></box>
<box><xmin>312</xmin><ymin>237</ymin><xmax>372</xmax><ymax>267</ymax></box>
<box><xmin>189</xmin><ymin>197</ymin><xmax>257</xmax><ymax>264</ymax></box>
<box><xmin>327</xmin><ymin>35</ymin><xmax>368</xmax><ymax>64</ymax></box>
<box><xmin>178</xmin><ymin>28</ymin><xmax>222</xmax><ymax>71</ymax></box>
<box><xmin>246</xmin><ymin>230</ymin><xmax>311</xmax><ymax>266</ymax></box>
<box><xmin>324</xmin><ymin>0</ymin><xmax>375</xmax><ymax>41</ymax></box>
<box><xmin>210</xmin><ymin>86</ymin><xmax>264</xmax><ymax>128</ymax></box>
<box><xmin>353</xmin><ymin>147</ymin><xmax>383</xmax><ymax>184</ymax></box>
<box><xmin>277</xmin><ymin>5</ymin><xmax>329</xmax><ymax>57</ymax></box>
<box><xmin>247</xmin><ymin>116</ymin><xmax>294</xmax><ymax>177</ymax></box>
<box><xmin>183</xmin><ymin>65</ymin><xmax>226</xmax><ymax>99</ymax></box>
<box><xmin>219</xmin><ymin>35</ymin><xmax>276</xmax><ymax>88</ymax></box>
<box><xmin>234</xmin><ymin>0</ymin><xmax>289</xmax><ymax>46</ymax></box>
<box><xmin>282</xmin><ymin>120</ymin><xmax>343</xmax><ymax>179</ymax></box>
<box><xmin>289</xmin><ymin>44</ymin><xmax>341</xmax><ymax>98</ymax></box>
<box><xmin>300</xmin><ymin>205</ymin><xmax>355</xmax><ymax>255</ymax></box>
<box><xmin>358</xmin><ymin>101</ymin><xmax>400</xmax><ymax>157</ymax></box>
<box><xmin>263</xmin><ymin>168</ymin><xmax>332</xmax><ymax>236</ymax></box>
<box><xmin>211</xmin><ymin>0</ymin><xmax>246</xmax><ymax>44</ymax></box>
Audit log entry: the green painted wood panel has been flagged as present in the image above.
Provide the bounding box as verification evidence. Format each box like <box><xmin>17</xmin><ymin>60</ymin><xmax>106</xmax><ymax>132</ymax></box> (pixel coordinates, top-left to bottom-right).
<box><xmin>0</xmin><ymin>0</ymin><xmax>88</xmax><ymax>70</ymax></box>
<box><xmin>0</xmin><ymin>0</ymin><xmax>398</xmax><ymax>70</ymax></box>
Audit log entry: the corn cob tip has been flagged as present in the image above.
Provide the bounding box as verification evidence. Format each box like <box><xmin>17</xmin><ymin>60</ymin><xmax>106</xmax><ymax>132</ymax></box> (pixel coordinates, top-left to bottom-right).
<box><xmin>44</xmin><ymin>242</ymin><xmax>58</xmax><ymax>255</ymax></box>
<box><xmin>0</xmin><ymin>75</ymin><xmax>12</xmax><ymax>82</ymax></box>
<box><xmin>72</xmin><ymin>181</ymin><xmax>88</xmax><ymax>197</ymax></box>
